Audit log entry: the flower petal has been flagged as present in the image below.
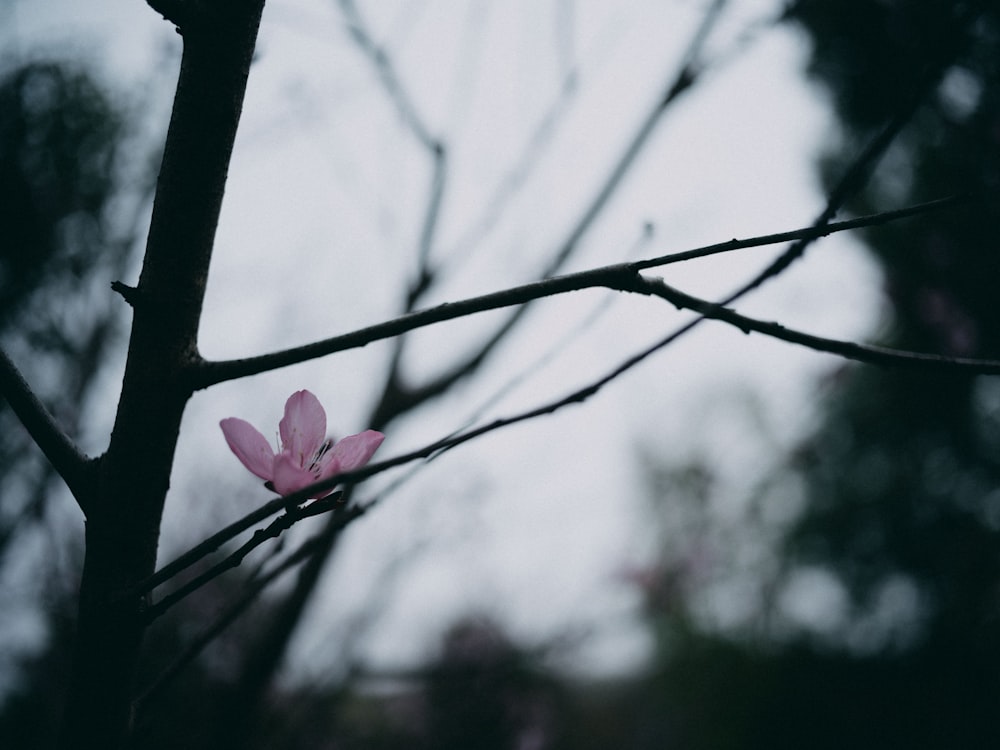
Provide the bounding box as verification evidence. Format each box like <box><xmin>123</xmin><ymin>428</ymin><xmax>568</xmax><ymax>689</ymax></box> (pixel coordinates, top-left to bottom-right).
<box><xmin>324</xmin><ymin>430</ymin><xmax>385</xmax><ymax>477</ymax></box>
<box><xmin>220</xmin><ymin>418</ymin><xmax>275</xmax><ymax>481</ymax></box>
<box><xmin>279</xmin><ymin>390</ymin><xmax>326</xmax><ymax>465</ymax></box>
<box><xmin>271</xmin><ymin>452</ymin><xmax>328</xmax><ymax>498</ymax></box>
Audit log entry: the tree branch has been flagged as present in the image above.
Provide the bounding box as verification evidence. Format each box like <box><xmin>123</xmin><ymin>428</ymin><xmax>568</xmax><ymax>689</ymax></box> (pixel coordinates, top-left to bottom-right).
<box><xmin>59</xmin><ymin>1</ymin><xmax>266</xmax><ymax>746</ymax></box>
<box><xmin>189</xmin><ymin>194</ymin><xmax>974</xmax><ymax>389</ymax></box>
<box><xmin>126</xmin><ymin>491</ymin><xmax>341</xmax><ymax>598</ymax></box>
<box><xmin>626</xmin><ymin>275</ymin><xmax>1000</xmax><ymax>374</ymax></box>
<box><xmin>0</xmin><ymin>347</ymin><xmax>97</xmax><ymax>512</ymax></box>
<box><xmin>132</xmin><ymin>531</ymin><xmax>324</xmax><ymax>718</ymax></box>
<box><xmin>337</xmin><ymin>0</ymin><xmax>446</xmax><ymax>305</ymax></box>
<box><xmin>338</xmin><ymin>0</ymin><xmax>438</xmax><ymax>151</ymax></box>
<box><xmin>141</xmin><ymin>495</ymin><xmax>363</xmax><ymax>622</ymax></box>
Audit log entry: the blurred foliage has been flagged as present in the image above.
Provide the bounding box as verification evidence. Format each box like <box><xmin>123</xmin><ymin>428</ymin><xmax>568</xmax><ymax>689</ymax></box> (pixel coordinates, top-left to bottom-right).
<box><xmin>630</xmin><ymin>2</ymin><xmax>1000</xmax><ymax>748</ymax></box>
<box><xmin>785</xmin><ymin>0</ymin><xmax>1000</xmax><ymax>664</ymax></box>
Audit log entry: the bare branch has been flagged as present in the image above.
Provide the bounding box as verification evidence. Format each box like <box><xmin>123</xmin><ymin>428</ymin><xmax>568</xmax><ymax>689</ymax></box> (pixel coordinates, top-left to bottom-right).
<box><xmin>127</xmin><ymin>491</ymin><xmax>341</xmax><ymax>598</ymax></box>
<box><xmin>142</xmin><ymin>494</ymin><xmax>363</xmax><ymax>622</ymax></box>
<box><xmin>631</xmin><ymin>193</ymin><xmax>974</xmax><ymax>272</ymax></box>
<box><xmin>338</xmin><ymin>0</ymin><xmax>438</xmax><ymax>151</ymax></box>
<box><xmin>336</xmin><ymin>0</ymin><xmax>447</xmax><ymax>304</ymax></box>
<box><xmin>189</xmin><ymin>194</ymin><xmax>974</xmax><ymax>390</ymax></box>
<box><xmin>408</xmin><ymin>143</ymin><xmax>448</xmax><ymax>305</ymax></box>
<box><xmin>627</xmin><ymin>275</ymin><xmax>1000</xmax><ymax>374</ymax></box>
<box><xmin>133</xmin><ymin>533</ymin><xmax>323</xmax><ymax>715</ymax></box>
<box><xmin>0</xmin><ymin>347</ymin><xmax>96</xmax><ymax>512</ymax></box>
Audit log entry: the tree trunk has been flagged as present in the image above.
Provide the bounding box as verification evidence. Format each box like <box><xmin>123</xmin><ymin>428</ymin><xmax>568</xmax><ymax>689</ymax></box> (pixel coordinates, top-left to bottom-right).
<box><xmin>57</xmin><ymin>3</ymin><xmax>265</xmax><ymax>747</ymax></box>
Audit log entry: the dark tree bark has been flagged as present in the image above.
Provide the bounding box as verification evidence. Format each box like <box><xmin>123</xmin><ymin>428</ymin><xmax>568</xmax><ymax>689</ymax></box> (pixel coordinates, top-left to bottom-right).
<box><xmin>57</xmin><ymin>3</ymin><xmax>266</xmax><ymax>747</ymax></box>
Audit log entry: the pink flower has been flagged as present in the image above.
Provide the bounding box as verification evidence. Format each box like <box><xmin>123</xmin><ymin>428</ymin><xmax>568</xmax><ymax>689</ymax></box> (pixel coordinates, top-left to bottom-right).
<box><xmin>220</xmin><ymin>390</ymin><xmax>384</xmax><ymax>498</ymax></box>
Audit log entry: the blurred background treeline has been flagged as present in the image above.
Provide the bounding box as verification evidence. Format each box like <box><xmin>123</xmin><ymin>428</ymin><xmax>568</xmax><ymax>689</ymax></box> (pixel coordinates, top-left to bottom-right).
<box><xmin>3</xmin><ymin>0</ymin><xmax>1000</xmax><ymax>747</ymax></box>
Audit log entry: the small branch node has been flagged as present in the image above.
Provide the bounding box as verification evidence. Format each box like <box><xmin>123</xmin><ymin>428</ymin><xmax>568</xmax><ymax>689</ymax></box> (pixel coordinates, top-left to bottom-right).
<box><xmin>110</xmin><ymin>280</ymin><xmax>141</xmax><ymax>307</ymax></box>
<box><xmin>147</xmin><ymin>0</ymin><xmax>189</xmax><ymax>30</ymax></box>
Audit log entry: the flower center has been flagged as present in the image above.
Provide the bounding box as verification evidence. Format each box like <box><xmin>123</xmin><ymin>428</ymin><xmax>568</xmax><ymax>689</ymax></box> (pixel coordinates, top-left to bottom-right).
<box><xmin>307</xmin><ymin>439</ymin><xmax>334</xmax><ymax>473</ymax></box>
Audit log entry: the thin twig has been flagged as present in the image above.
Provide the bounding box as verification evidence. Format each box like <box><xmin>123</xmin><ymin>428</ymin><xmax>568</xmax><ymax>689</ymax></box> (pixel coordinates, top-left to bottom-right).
<box><xmin>627</xmin><ymin>275</ymin><xmax>1000</xmax><ymax>374</ymax></box>
<box><xmin>337</xmin><ymin>0</ymin><xmax>447</xmax><ymax>305</ymax></box>
<box><xmin>408</xmin><ymin>143</ymin><xmax>447</xmax><ymax>306</ymax></box>
<box><xmin>338</xmin><ymin>0</ymin><xmax>438</xmax><ymax>151</ymax></box>
<box><xmin>631</xmin><ymin>193</ymin><xmax>973</xmax><ymax>271</ymax></box>
<box><xmin>141</xmin><ymin>495</ymin><xmax>363</xmax><ymax>622</ymax></box>
<box><xmin>127</xmin><ymin>491</ymin><xmax>341</xmax><ymax>598</ymax></box>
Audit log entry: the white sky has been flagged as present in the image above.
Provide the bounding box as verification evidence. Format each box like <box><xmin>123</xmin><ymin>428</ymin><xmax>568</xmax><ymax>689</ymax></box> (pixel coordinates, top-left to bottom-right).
<box><xmin>5</xmin><ymin>0</ymin><xmax>885</xmax><ymax>684</ymax></box>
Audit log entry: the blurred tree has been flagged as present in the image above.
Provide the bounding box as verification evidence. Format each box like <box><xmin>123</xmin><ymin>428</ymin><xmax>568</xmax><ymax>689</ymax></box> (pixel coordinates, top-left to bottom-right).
<box><xmin>785</xmin><ymin>0</ymin><xmax>1000</xmax><ymax>602</ymax></box>
<box><xmin>637</xmin><ymin>2</ymin><xmax>1000</xmax><ymax>748</ymax></box>
<box><xmin>767</xmin><ymin>1</ymin><xmax>1000</xmax><ymax>744</ymax></box>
